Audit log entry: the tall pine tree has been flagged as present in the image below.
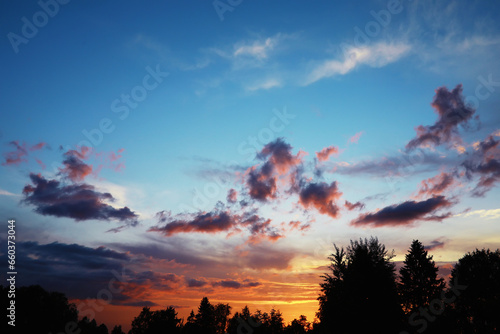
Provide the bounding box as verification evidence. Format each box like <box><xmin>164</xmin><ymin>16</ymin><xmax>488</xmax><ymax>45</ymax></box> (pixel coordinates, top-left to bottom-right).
<box><xmin>399</xmin><ymin>240</ymin><xmax>445</xmax><ymax>313</ymax></box>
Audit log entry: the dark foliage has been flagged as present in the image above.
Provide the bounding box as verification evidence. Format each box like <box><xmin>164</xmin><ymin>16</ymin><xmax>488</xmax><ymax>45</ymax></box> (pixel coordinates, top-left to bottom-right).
<box><xmin>399</xmin><ymin>240</ymin><xmax>445</xmax><ymax>313</ymax></box>
<box><xmin>317</xmin><ymin>237</ymin><xmax>403</xmax><ymax>333</ymax></box>
<box><xmin>450</xmin><ymin>248</ymin><xmax>500</xmax><ymax>332</ymax></box>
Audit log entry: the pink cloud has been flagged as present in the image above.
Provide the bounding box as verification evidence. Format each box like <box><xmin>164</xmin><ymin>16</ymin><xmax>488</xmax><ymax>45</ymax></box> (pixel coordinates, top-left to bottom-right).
<box><xmin>316</xmin><ymin>145</ymin><xmax>339</xmax><ymax>162</ymax></box>
<box><xmin>349</xmin><ymin>131</ymin><xmax>364</xmax><ymax>144</ymax></box>
<box><xmin>2</xmin><ymin>140</ymin><xmax>46</xmax><ymax>166</ymax></box>
<box><xmin>417</xmin><ymin>172</ymin><xmax>456</xmax><ymax>197</ymax></box>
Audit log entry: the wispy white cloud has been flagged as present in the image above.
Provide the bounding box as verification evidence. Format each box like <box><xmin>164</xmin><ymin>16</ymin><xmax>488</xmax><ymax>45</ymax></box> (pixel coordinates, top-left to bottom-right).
<box><xmin>455</xmin><ymin>36</ymin><xmax>500</xmax><ymax>52</ymax></box>
<box><xmin>209</xmin><ymin>33</ymin><xmax>286</xmax><ymax>70</ymax></box>
<box><xmin>456</xmin><ymin>208</ymin><xmax>500</xmax><ymax>220</ymax></box>
<box><xmin>233</xmin><ymin>35</ymin><xmax>280</xmax><ymax>60</ymax></box>
<box><xmin>246</xmin><ymin>78</ymin><xmax>281</xmax><ymax>92</ymax></box>
<box><xmin>304</xmin><ymin>42</ymin><xmax>411</xmax><ymax>85</ymax></box>
<box><xmin>0</xmin><ymin>188</ymin><xmax>19</xmax><ymax>197</ymax></box>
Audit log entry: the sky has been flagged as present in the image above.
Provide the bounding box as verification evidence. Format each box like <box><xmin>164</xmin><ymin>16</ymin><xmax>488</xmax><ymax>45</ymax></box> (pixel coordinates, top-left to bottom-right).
<box><xmin>1</xmin><ymin>0</ymin><xmax>500</xmax><ymax>331</ymax></box>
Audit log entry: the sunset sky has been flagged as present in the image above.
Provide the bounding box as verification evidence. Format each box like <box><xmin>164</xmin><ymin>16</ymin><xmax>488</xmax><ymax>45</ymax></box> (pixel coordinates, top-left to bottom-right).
<box><xmin>1</xmin><ymin>0</ymin><xmax>500</xmax><ymax>332</ymax></box>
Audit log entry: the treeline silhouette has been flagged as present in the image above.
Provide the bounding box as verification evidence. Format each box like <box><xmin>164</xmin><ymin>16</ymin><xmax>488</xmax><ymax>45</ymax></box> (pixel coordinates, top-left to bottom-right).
<box><xmin>2</xmin><ymin>238</ymin><xmax>499</xmax><ymax>333</ymax></box>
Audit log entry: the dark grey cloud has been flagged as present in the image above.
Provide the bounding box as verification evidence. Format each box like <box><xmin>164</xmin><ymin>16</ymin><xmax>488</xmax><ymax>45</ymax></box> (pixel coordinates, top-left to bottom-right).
<box><xmin>406</xmin><ymin>84</ymin><xmax>477</xmax><ymax>150</ymax></box>
<box><xmin>424</xmin><ymin>238</ymin><xmax>447</xmax><ymax>251</ymax></box>
<box><xmin>150</xmin><ymin>209</ymin><xmax>283</xmax><ymax>243</ymax></box>
<box><xmin>22</xmin><ymin>173</ymin><xmax>138</xmax><ymax>224</ymax></box>
<box><xmin>246</xmin><ymin>138</ymin><xmax>302</xmax><ymax>202</ymax></box>
<box><xmin>345</xmin><ymin>200</ymin><xmax>365</xmax><ymax>211</ymax></box>
<box><xmin>298</xmin><ymin>181</ymin><xmax>342</xmax><ymax>218</ymax></box>
<box><xmin>186</xmin><ymin>278</ymin><xmax>208</xmax><ymax>288</ymax></box>
<box><xmin>212</xmin><ymin>279</ymin><xmax>261</xmax><ymax>289</ymax></box>
<box><xmin>350</xmin><ymin>195</ymin><xmax>453</xmax><ymax>227</ymax></box>
<box><xmin>462</xmin><ymin>134</ymin><xmax>500</xmax><ymax>196</ymax></box>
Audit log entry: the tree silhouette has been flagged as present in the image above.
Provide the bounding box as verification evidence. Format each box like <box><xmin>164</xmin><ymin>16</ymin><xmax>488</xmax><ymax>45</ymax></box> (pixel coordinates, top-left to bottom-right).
<box><xmin>195</xmin><ymin>297</ymin><xmax>216</xmax><ymax>334</ymax></box>
<box><xmin>450</xmin><ymin>248</ymin><xmax>500</xmax><ymax>332</ymax></box>
<box><xmin>111</xmin><ymin>325</ymin><xmax>126</xmax><ymax>334</ymax></box>
<box><xmin>284</xmin><ymin>315</ymin><xmax>310</xmax><ymax>334</ymax></box>
<box><xmin>182</xmin><ymin>310</ymin><xmax>198</xmax><ymax>334</ymax></box>
<box><xmin>79</xmin><ymin>317</ymin><xmax>108</xmax><ymax>334</ymax></box>
<box><xmin>260</xmin><ymin>308</ymin><xmax>285</xmax><ymax>334</ymax></box>
<box><xmin>399</xmin><ymin>240</ymin><xmax>445</xmax><ymax>313</ymax></box>
<box><xmin>317</xmin><ymin>237</ymin><xmax>403</xmax><ymax>333</ymax></box>
<box><xmin>129</xmin><ymin>306</ymin><xmax>182</xmax><ymax>334</ymax></box>
<box><xmin>227</xmin><ymin>305</ymin><xmax>261</xmax><ymax>334</ymax></box>
<box><xmin>214</xmin><ymin>303</ymin><xmax>232</xmax><ymax>334</ymax></box>
<box><xmin>1</xmin><ymin>284</ymin><xmax>78</xmax><ymax>334</ymax></box>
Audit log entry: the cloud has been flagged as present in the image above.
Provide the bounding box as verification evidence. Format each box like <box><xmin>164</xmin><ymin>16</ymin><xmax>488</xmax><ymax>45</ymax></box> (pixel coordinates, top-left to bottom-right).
<box><xmin>246</xmin><ymin>138</ymin><xmax>303</xmax><ymax>202</ymax></box>
<box><xmin>334</xmin><ymin>151</ymin><xmax>456</xmax><ymax>177</ymax></box>
<box><xmin>316</xmin><ymin>145</ymin><xmax>339</xmax><ymax>162</ymax></box>
<box><xmin>212</xmin><ymin>279</ymin><xmax>261</xmax><ymax>289</ymax></box>
<box><xmin>2</xmin><ymin>140</ymin><xmax>46</xmax><ymax>166</ymax></box>
<box><xmin>0</xmin><ymin>241</ymin><xmax>135</xmax><ymax>301</ymax></box>
<box><xmin>186</xmin><ymin>278</ymin><xmax>208</xmax><ymax>288</ymax></box>
<box><xmin>22</xmin><ymin>173</ymin><xmax>138</xmax><ymax>224</ymax></box>
<box><xmin>457</xmin><ymin>208</ymin><xmax>500</xmax><ymax>220</ymax></box>
<box><xmin>240</xmin><ymin>214</ymin><xmax>283</xmax><ymax>244</ymax></box>
<box><xmin>305</xmin><ymin>42</ymin><xmax>410</xmax><ymax>85</ymax></box>
<box><xmin>60</xmin><ymin>147</ymin><xmax>93</xmax><ymax>182</ymax></box>
<box><xmin>227</xmin><ymin>188</ymin><xmax>238</xmax><ymax>204</ymax></box>
<box><xmin>241</xmin><ymin>244</ymin><xmax>295</xmax><ymax>270</ymax></box>
<box><xmin>94</xmin><ymin>148</ymin><xmax>126</xmax><ymax>174</ymax></box>
<box><xmin>345</xmin><ymin>200</ymin><xmax>365</xmax><ymax>211</ymax></box>
<box><xmin>246</xmin><ymin>78</ymin><xmax>281</xmax><ymax>91</ymax></box>
<box><xmin>424</xmin><ymin>238</ymin><xmax>447</xmax><ymax>251</ymax></box>
<box><xmin>258</xmin><ymin>138</ymin><xmax>302</xmax><ymax>175</ymax></box>
<box><xmin>150</xmin><ymin>210</ymin><xmax>282</xmax><ymax>244</ymax></box>
<box><xmin>406</xmin><ymin>84</ymin><xmax>476</xmax><ymax>150</ymax></box>
<box><xmin>350</xmin><ymin>195</ymin><xmax>453</xmax><ymax>227</ymax></box>
<box><xmin>349</xmin><ymin>131</ymin><xmax>364</xmax><ymax>144</ymax></box>
<box><xmin>298</xmin><ymin>181</ymin><xmax>342</xmax><ymax>218</ymax></box>
<box><xmin>149</xmin><ymin>211</ymin><xmax>235</xmax><ymax>236</ymax></box>
<box><xmin>4</xmin><ymin>240</ymin><xmax>189</xmax><ymax>307</ymax></box>
<box><xmin>246</xmin><ymin>165</ymin><xmax>278</xmax><ymax>201</ymax></box>
<box><xmin>417</xmin><ymin>171</ymin><xmax>456</xmax><ymax>197</ymax></box>
<box><xmin>108</xmin><ymin>241</ymin><xmax>215</xmax><ymax>268</ymax></box>
<box><xmin>0</xmin><ymin>188</ymin><xmax>18</xmax><ymax>196</ymax></box>
<box><xmin>289</xmin><ymin>220</ymin><xmax>311</xmax><ymax>232</ymax></box>
<box><xmin>233</xmin><ymin>35</ymin><xmax>280</xmax><ymax>60</ymax></box>
<box><xmin>121</xmin><ymin>301</ymin><xmax>159</xmax><ymax>307</ymax></box>
<box><xmin>462</xmin><ymin>132</ymin><xmax>500</xmax><ymax>196</ymax></box>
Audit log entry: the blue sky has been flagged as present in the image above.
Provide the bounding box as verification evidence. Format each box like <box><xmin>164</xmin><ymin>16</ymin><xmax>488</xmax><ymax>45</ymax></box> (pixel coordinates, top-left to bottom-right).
<box><xmin>1</xmin><ymin>0</ymin><xmax>500</xmax><ymax>330</ymax></box>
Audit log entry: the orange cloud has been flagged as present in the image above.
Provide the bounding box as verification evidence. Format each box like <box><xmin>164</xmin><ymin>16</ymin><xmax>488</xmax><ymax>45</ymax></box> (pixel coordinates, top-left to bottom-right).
<box><xmin>417</xmin><ymin>172</ymin><xmax>456</xmax><ymax>197</ymax></box>
<box><xmin>316</xmin><ymin>145</ymin><xmax>339</xmax><ymax>162</ymax></box>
